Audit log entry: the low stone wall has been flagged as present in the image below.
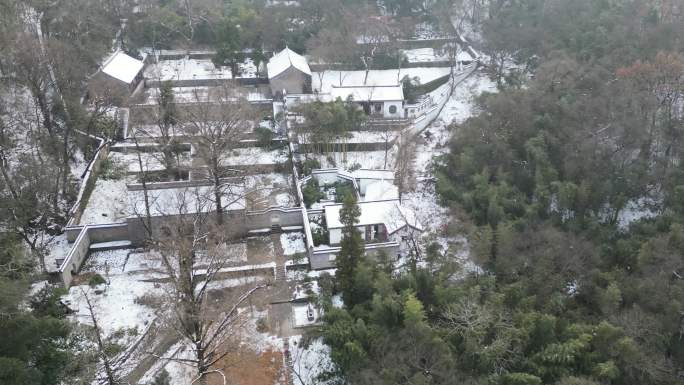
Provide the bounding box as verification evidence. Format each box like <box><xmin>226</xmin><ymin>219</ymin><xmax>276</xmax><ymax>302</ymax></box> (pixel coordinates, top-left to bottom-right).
<box><xmin>126</xmin><ymin>179</ymin><xmax>216</xmax><ymax>191</ymax></box>
<box><xmin>144</xmin><ymin>77</ymin><xmax>269</xmax><ymax>89</ymax></box>
<box><xmin>57</xmin><ymin>227</ymin><xmax>91</xmax><ymax>287</ymax></box>
<box><xmin>245</xmin><ymin>206</ymin><xmax>303</xmax><ymax>229</ymax></box>
<box><xmin>65</xmin><ymin>223</ymin><xmax>129</xmax><ymax>243</ymax></box>
<box><xmin>126</xmin><ymin>209</ymin><xmax>248</xmax><ymax>246</ymax></box>
<box><xmin>125</xmin><ymin>205</ymin><xmax>304</xmax><ymax>246</ymax></box>
<box><xmin>297</xmin><ymin>142</ymin><xmax>392</xmax><ymax>152</ymax></box>
<box><xmin>66</xmin><ymin>143</ymin><xmax>109</xmax><ymax>227</ymax></box>
<box><xmin>310</xmin><ymin>241</ymin><xmax>400</xmax><ymax>270</ymax></box>
<box><xmin>57</xmin><ymin>223</ymin><xmax>132</xmax><ymax>286</ymax></box>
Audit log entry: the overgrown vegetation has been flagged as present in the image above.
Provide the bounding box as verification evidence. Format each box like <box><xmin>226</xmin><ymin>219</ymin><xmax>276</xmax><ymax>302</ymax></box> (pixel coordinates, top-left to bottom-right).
<box><xmin>320</xmin><ymin>1</ymin><xmax>684</xmax><ymax>385</ymax></box>
<box><xmin>302</xmin><ymin>178</ymin><xmax>325</xmax><ymax>208</ymax></box>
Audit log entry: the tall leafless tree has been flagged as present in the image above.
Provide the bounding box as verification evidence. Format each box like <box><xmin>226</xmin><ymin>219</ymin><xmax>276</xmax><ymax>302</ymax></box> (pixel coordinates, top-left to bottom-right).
<box><xmin>183</xmin><ymin>85</ymin><xmax>256</xmax><ymax>224</ymax></box>
<box><xmin>148</xmin><ymin>188</ymin><xmax>268</xmax><ymax>384</ymax></box>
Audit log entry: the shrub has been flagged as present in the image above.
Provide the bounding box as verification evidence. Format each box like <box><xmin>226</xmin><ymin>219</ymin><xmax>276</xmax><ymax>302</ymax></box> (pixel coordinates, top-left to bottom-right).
<box><xmin>401</xmin><ymin>75</ymin><xmax>421</xmax><ymax>104</ymax></box>
<box><xmin>134</xmin><ymin>293</ymin><xmax>162</xmax><ymax>308</ymax></box>
<box><xmin>255</xmin><ymin>125</ymin><xmax>275</xmax><ymax>148</ymax></box>
<box><xmin>312</xmin><ymin>227</ymin><xmax>329</xmax><ymax>246</ymax></box>
<box><xmin>30</xmin><ymin>285</ymin><xmax>68</xmax><ymax>318</ymax></box>
<box><xmin>290</xmin><ymin>252</ymin><xmax>307</xmax><ymax>265</ymax></box>
<box><xmin>302</xmin><ymin>178</ymin><xmax>325</xmax><ymax>208</ymax></box>
<box><xmin>348</xmin><ymin>163</ymin><xmax>362</xmax><ymax>172</ymax></box>
<box><xmin>256</xmin><ymin>317</ymin><xmax>269</xmax><ymax>333</ymax></box>
<box><xmin>99</xmin><ymin>157</ymin><xmax>127</xmax><ymax>180</ymax></box>
<box><xmin>333</xmin><ymin>181</ymin><xmax>355</xmax><ymax>203</ymax></box>
<box><xmin>302</xmin><ymin>158</ymin><xmax>321</xmax><ymax>175</ymax></box>
<box><xmin>152</xmin><ymin>370</ymin><xmax>171</xmax><ymax>385</ymax></box>
<box><xmin>88</xmin><ymin>273</ymin><xmax>106</xmax><ymax>287</ymax></box>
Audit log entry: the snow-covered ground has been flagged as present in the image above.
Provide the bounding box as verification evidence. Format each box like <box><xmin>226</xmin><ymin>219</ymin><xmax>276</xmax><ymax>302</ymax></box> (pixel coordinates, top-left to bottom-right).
<box><xmin>312</xmin><ymin>150</ymin><xmax>396</xmax><ymax>170</ymax></box>
<box><xmin>139</xmin><ymin>85</ymin><xmax>271</xmax><ymax>105</ymax></box>
<box><xmin>289</xmin><ymin>336</ymin><xmax>336</xmax><ymax>385</ymax></box>
<box><xmin>79</xmin><ymin>176</ymin><xmax>133</xmax><ymax>225</ymax></box>
<box><xmin>62</xmin><ymin>250</ymin><xmax>162</xmax><ymax>339</ymax></box>
<box><xmin>299</xmin><ymin>130</ymin><xmax>398</xmax><ymax>145</ymax></box>
<box><xmin>615</xmin><ymin>198</ymin><xmax>660</xmax><ymax>230</ymax></box>
<box><xmin>138</xmin><ymin>341</ymin><xmax>196</xmax><ymax>385</ymax></box>
<box><xmin>144</xmin><ymin>57</ymin><xmax>259</xmax><ymax>82</ymax></box>
<box><xmin>275</xmin><ymin>191</ymin><xmax>295</xmax><ymax>207</ymax></box>
<box><xmin>281</xmin><ymin>232</ymin><xmax>307</xmax><ymax>256</ymax></box>
<box><xmin>401</xmin><ymin>71</ymin><xmax>496</xmax><ymax>274</ymax></box>
<box><xmin>402</xmin><ymin>47</ymin><xmax>450</xmax><ymax>63</ymax></box>
<box><xmin>45</xmin><ymin>233</ymin><xmax>73</xmax><ymax>273</ymax></box>
<box><xmin>145</xmin><ymin>58</ymin><xmax>231</xmax><ymax>81</ymax></box>
<box><xmin>292</xmin><ymin>302</ymin><xmax>319</xmax><ymax>327</ymax></box>
<box><xmin>108</xmin><ymin>151</ymin><xmax>191</xmax><ymax>174</ymax></box>
<box><xmin>245</xmin><ymin>172</ymin><xmax>291</xmax><ymax>190</ymax></box>
<box><xmin>225</xmin><ymin>147</ymin><xmax>288</xmax><ymax>166</ymax></box>
<box><xmin>129</xmin><ymin>185</ymin><xmax>245</xmax><ymax>217</ymax></box>
<box><xmin>410</xmin><ymin>21</ymin><xmax>453</xmax><ymax>40</ymax></box>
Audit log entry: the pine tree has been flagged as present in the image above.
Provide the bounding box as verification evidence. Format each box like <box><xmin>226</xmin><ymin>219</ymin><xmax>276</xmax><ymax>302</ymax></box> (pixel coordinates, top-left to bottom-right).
<box><xmin>337</xmin><ymin>192</ymin><xmax>363</xmax><ymax>307</ymax></box>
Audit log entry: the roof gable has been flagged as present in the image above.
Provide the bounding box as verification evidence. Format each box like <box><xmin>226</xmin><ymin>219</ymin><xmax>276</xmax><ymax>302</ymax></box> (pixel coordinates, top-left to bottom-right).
<box><xmin>324</xmin><ymin>199</ymin><xmax>423</xmax><ymax>234</ymax></box>
<box><xmin>101</xmin><ymin>51</ymin><xmax>144</xmax><ymax>84</ymax></box>
<box><xmin>267</xmin><ymin>48</ymin><xmax>311</xmax><ymax>79</ymax></box>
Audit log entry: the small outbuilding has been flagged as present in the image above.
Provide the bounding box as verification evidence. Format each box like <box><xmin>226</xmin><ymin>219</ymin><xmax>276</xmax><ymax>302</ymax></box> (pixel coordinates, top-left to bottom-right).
<box><xmin>330</xmin><ymin>85</ymin><xmax>404</xmax><ymax>119</ymax></box>
<box><xmin>89</xmin><ymin>50</ymin><xmax>145</xmax><ymax>104</ymax></box>
<box><xmin>324</xmin><ymin>200</ymin><xmax>422</xmax><ymax>245</ymax></box>
<box><xmin>267</xmin><ymin>47</ymin><xmax>311</xmax><ymax>97</ymax></box>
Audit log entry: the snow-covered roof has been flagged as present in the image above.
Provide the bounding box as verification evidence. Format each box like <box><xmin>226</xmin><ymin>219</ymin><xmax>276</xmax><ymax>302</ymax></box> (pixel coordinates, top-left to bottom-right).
<box><xmin>312</xmin><ymin>68</ymin><xmax>451</xmax><ymax>93</ymax></box>
<box><xmin>351</xmin><ymin>169</ymin><xmax>395</xmax><ymax>180</ymax></box>
<box><xmin>267</xmin><ymin>48</ymin><xmax>311</xmax><ymax>79</ymax></box>
<box><xmin>364</xmin><ymin>180</ymin><xmax>398</xmax><ymax>201</ymax></box>
<box><xmin>330</xmin><ymin>85</ymin><xmax>404</xmax><ymax>102</ymax></box>
<box><xmin>101</xmin><ymin>51</ymin><xmax>144</xmax><ymax>84</ymax></box>
<box><xmin>457</xmin><ymin>51</ymin><xmax>474</xmax><ymax>62</ymax></box>
<box><xmin>324</xmin><ymin>199</ymin><xmax>422</xmax><ymax>234</ymax></box>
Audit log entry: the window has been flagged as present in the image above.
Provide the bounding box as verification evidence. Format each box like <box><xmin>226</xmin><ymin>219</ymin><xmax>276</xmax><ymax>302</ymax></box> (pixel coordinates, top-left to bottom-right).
<box><xmin>389</xmin><ymin>105</ymin><xmax>397</xmax><ymax>114</ymax></box>
<box><xmin>374</xmin><ymin>103</ymin><xmax>382</xmax><ymax>112</ymax></box>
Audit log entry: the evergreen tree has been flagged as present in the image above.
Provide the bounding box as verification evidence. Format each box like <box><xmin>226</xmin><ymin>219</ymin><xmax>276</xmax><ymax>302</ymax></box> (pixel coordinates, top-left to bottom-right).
<box><xmin>336</xmin><ymin>192</ymin><xmax>363</xmax><ymax>307</ymax></box>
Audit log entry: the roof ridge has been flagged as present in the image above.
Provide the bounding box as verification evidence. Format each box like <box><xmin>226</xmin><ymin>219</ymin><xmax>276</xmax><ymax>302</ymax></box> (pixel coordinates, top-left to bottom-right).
<box><xmin>101</xmin><ymin>49</ymin><xmax>123</xmax><ymax>69</ymax></box>
<box><xmin>285</xmin><ymin>47</ymin><xmax>293</xmax><ymax>67</ymax></box>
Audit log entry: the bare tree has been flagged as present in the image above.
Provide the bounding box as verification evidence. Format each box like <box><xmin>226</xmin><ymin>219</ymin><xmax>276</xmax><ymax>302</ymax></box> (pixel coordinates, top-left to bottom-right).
<box><xmin>183</xmin><ymin>85</ymin><xmax>256</xmax><ymax>224</ymax></box>
<box><xmin>82</xmin><ymin>289</ymin><xmax>120</xmax><ymax>385</ymax></box>
<box><xmin>394</xmin><ymin>133</ymin><xmax>417</xmax><ymax>199</ymax></box>
<box><xmin>131</xmin><ymin>135</ymin><xmax>154</xmax><ymax>240</ymax></box>
<box><xmin>148</xmin><ymin>188</ymin><xmax>268</xmax><ymax>384</ymax></box>
<box><xmin>379</xmin><ymin>123</ymin><xmax>399</xmax><ymax>169</ymax></box>
<box><xmin>135</xmin><ymin>80</ymin><xmax>185</xmax><ymax>181</ymax></box>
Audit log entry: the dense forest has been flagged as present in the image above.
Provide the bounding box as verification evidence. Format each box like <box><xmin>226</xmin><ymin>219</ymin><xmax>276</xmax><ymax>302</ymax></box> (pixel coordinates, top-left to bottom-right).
<box><xmin>319</xmin><ymin>1</ymin><xmax>684</xmax><ymax>385</ymax></box>
<box><xmin>1</xmin><ymin>0</ymin><xmax>683</xmax><ymax>384</ymax></box>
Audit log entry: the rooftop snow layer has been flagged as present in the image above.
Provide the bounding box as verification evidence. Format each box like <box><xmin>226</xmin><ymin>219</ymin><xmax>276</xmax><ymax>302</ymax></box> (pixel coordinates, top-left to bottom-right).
<box><xmin>351</xmin><ymin>169</ymin><xmax>395</xmax><ymax>180</ymax></box>
<box><xmin>312</xmin><ymin>67</ymin><xmax>451</xmax><ymax>93</ymax></box>
<box><xmin>102</xmin><ymin>51</ymin><xmax>144</xmax><ymax>84</ymax></box>
<box><xmin>457</xmin><ymin>51</ymin><xmax>474</xmax><ymax>62</ymax></box>
<box><xmin>364</xmin><ymin>180</ymin><xmax>398</xmax><ymax>201</ymax></box>
<box><xmin>324</xmin><ymin>199</ymin><xmax>422</xmax><ymax>234</ymax></box>
<box><xmin>267</xmin><ymin>48</ymin><xmax>311</xmax><ymax>79</ymax></box>
<box><xmin>330</xmin><ymin>85</ymin><xmax>404</xmax><ymax>102</ymax></box>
